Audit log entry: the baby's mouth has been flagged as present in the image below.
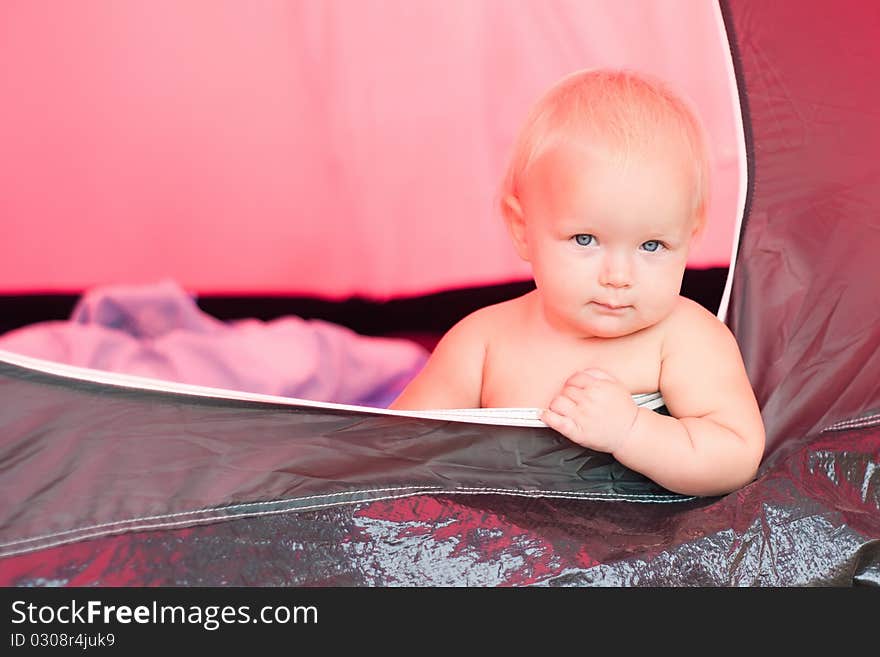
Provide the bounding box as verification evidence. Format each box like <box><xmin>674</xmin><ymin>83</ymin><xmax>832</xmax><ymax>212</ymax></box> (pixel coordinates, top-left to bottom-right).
<box><xmin>590</xmin><ymin>301</ymin><xmax>631</xmax><ymax>313</ymax></box>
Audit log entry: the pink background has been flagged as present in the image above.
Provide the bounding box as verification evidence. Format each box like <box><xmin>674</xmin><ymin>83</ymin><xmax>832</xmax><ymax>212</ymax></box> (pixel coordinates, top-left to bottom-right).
<box><xmin>1</xmin><ymin>0</ymin><xmax>741</xmax><ymax>298</ymax></box>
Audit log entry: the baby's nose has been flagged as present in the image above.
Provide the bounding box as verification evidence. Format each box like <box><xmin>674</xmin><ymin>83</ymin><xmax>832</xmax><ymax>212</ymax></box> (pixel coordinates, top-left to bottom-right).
<box><xmin>599</xmin><ymin>253</ymin><xmax>632</xmax><ymax>287</ymax></box>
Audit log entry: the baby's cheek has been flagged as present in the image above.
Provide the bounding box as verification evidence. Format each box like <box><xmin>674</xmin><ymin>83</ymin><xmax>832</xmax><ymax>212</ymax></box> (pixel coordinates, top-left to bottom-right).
<box><xmin>635</xmin><ymin>287</ymin><xmax>677</xmax><ymax>324</ymax></box>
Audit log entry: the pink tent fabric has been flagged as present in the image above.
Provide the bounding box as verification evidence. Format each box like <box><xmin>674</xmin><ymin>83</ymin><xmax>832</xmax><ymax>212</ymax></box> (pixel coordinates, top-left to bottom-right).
<box><xmin>1</xmin><ymin>0</ymin><xmax>741</xmax><ymax>298</ymax></box>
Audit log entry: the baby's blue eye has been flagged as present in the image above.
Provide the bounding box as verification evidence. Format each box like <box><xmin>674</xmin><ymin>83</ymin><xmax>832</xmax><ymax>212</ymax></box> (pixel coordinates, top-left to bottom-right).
<box><xmin>574</xmin><ymin>234</ymin><xmax>595</xmax><ymax>246</ymax></box>
<box><xmin>641</xmin><ymin>240</ymin><xmax>662</xmax><ymax>252</ymax></box>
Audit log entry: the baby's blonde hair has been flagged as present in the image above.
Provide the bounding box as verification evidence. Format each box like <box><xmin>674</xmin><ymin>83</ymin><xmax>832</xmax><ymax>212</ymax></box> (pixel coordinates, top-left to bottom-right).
<box><xmin>500</xmin><ymin>69</ymin><xmax>710</xmax><ymax>232</ymax></box>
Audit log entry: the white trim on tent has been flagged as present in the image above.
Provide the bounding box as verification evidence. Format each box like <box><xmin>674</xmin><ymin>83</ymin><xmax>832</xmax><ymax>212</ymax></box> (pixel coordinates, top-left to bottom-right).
<box><xmin>713</xmin><ymin>1</ymin><xmax>749</xmax><ymax>324</ymax></box>
<box><xmin>0</xmin><ymin>348</ymin><xmax>665</xmax><ymax>428</ymax></box>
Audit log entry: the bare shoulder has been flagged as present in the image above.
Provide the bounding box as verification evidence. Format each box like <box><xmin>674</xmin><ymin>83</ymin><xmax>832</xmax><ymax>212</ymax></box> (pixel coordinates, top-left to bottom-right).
<box><xmin>659</xmin><ymin>296</ymin><xmax>762</xmax><ymax>427</ymax></box>
<box><xmin>465</xmin><ymin>293</ymin><xmax>530</xmax><ymax>330</ymax></box>
<box><xmin>661</xmin><ymin>296</ymin><xmax>735</xmax><ymax>357</ymax></box>
<box><xmin>388</xmin><ymin>299</ymin><xmax>516</xmax><ymax>410</ymax></box>
<box><xmin>424</xmin><ymin>295</ymin><xmax>528</xmax><ymax>375</ymax></box>
<box><xmin>436</xmin><ymin>296</ymin><xmax>520</xmax><ymax>347</ymax></box>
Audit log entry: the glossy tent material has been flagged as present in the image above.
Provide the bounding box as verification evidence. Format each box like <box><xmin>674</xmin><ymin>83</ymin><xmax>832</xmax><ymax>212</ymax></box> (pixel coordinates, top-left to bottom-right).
<box><xmin>0</xmin><ymin>356</ymin><xmax>679</xmax><ymax>562</ymax></box>
<box><xmin>0</xmin><ymin>354</ymin><xmax>876</xmax><ymax>586</ymax></box>
<box><xmin>1</xmin><ymin>0</ymin><xmax>880</xmax><ymax>586</ymax></box>
<box><xmin>0</xmin><ymin>357</ymin><xmax>876</xmax><ymax>585</ymax></box>
<box><xmin>724</xmin><ymin>0</ymin><xmax>880</xmax><ymax>459</ymax></box>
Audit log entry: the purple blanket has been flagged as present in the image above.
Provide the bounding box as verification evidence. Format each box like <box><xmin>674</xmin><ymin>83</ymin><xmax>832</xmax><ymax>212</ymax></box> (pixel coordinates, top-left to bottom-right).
<box><xmin>0</xmin><ymin>280</ymin><xmax>428</xmax><ymax>408</ymax></box>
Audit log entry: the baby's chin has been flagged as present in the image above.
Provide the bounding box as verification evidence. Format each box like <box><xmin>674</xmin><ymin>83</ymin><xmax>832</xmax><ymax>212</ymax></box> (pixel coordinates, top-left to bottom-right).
<box><xmin>579</xmin><ymin>313</ymin><xmax>655</xmax><ymax>339</ymax></box>
<box><xmin>583</xmin><ymin>324</ymin><xmax>640</xmax><ymax>339</ymax></box>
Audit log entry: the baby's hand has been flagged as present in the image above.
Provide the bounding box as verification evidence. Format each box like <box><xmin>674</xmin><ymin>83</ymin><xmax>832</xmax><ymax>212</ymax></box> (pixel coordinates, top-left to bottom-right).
<box><xmin>541</xmin><ymin>368</ymin><xmax>639</xmax><ymax>454</ymax></box>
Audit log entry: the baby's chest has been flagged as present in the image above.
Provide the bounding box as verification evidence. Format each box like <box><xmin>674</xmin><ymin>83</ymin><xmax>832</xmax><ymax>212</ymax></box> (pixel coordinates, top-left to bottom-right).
<box><xmin>480</xmin><ymin>334</ymin><xmax>662</xmax><ymax>408</ymax></box>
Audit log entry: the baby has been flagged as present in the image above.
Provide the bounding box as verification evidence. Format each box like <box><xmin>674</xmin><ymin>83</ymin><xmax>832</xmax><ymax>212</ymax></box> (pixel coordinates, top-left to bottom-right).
<box><xmin>390</xmin><ymin>70</ymin><xmax>765</xmax><ymax>497</ymax></box>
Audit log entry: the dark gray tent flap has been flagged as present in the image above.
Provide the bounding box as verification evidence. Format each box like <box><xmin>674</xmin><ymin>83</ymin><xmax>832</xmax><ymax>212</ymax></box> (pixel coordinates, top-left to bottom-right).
<box><xmin>0</xmin><ymin>358</ymin><xmax>682</xmax><ymax>564</ymax></box>
<box><xmin>0</xmin><ymin>353</ymin><xmax>876</xmax><ymax>585</ymax></box>
<box><xmin>725</xmin><ymin>1</ymin><xmax>880</xmax><ymax>455</ymax></box>
<box><xmin>0</xmin><ymin>350</ymin><xmax>878</xmax><ymax>586</ymax></box>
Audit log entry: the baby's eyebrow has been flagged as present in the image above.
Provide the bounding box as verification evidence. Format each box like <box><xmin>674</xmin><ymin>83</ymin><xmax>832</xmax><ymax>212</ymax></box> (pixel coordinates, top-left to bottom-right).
<box><xmin>643</xmin><ymin>220</ymin><xmax>686</xmax><ymax>237</ymax></box>
<box><xmin>555</xmin><ymin>218</ymin><xmax>599</xmax><ymax>232</ymax></box>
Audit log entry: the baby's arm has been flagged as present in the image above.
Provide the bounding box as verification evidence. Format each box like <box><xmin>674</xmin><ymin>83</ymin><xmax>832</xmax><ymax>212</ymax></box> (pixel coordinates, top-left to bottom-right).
<box><xmin>389</xmin><ymin>310</ymin><xmax>487</xmax><ymax>410</ymax></box>
<box><xmin>543</xmin><ymin>301</ymin><xmax>765</xmax><ymax>496</ymax></box>
<box><xmin>613</xmin><ymin>303</ymin><xmax>765</xmax><ymax>496</ymax></box>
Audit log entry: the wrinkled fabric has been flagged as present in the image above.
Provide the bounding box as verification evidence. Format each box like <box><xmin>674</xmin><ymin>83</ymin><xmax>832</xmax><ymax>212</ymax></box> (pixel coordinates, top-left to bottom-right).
<box><xmin>0</xmin><ymin>358</ymin><xmax>685</xmax><ymax>561</ymax></box>
<box><xmin>0</xmin><ymin>355</ymin><xmax>877</xmax><ymax>586</ymax></box>
<box><xmin>0</xmin><ymin>399</ymin><xmax>876</xmax><ymax>586</ymax></box>
<box><xmin>724</xmin><ymin>0</ymin><xmax>880</xmax><ymax>455</ymax></box>
<box><xmin>0</xmin><ymin>280</ymin><xmax>428</xmax><ymax>408</ymax></box>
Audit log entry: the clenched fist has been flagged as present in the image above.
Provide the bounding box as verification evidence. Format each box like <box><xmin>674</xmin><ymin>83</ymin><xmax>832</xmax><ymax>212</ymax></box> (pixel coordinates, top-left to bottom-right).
<box><xmin>541</xmin><ymin>368</ymin><xmax>640</xmax><ymax>454</ymax></box>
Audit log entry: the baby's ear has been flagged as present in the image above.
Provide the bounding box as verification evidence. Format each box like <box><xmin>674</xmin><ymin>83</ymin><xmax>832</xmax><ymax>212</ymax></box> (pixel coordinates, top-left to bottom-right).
<box><xmin>689</xmin><ymin>213</ymin><xmax>707</xmax><ymax>243</ymax></box>
<box><xmin>501</xmin><ymin>195</ymin><xmax>530</xmax><ymax>262</ymax></box>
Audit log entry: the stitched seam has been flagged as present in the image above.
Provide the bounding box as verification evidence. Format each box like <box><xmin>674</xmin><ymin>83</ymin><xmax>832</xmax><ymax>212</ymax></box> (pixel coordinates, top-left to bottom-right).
<box><xmin>0</xmin><ymin>486</ymin><xmax>681</xmax><ymax>549</ymax></box>
<box><xmin>0</xmin><ymin>485</ymin><xmax>444</xmax><ymax>549</ymax></box>
<box><xmin>822</xmin><ymin>413</ymin><xmax>880</xmax><ymax>432</ymax></box>
<box><xmin>0</xmin><ymin>486</ymin><xmax>691</xmax><ymax>558</ymax></box>
<box><xmin>827</xmin><ymin>415</ymin><xmax>880</xmax><ymax>429</ymax></box>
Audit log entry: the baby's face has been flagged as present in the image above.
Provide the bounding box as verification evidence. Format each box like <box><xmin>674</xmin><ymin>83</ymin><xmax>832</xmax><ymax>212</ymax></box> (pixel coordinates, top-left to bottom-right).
<box><xmin>518</xmin><ymin>145</ymin><xmax>698</xmax><ymax>339</ymax></box>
